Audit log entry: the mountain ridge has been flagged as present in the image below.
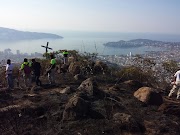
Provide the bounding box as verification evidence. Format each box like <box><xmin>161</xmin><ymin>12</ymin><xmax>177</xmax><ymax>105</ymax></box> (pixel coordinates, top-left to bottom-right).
<box><xmin>103</xmin><ymin>38</ymin><xmax>180</xmax><ymax>48</ymax></box>
<box><xmin>0</xmin><ymin>27</ymin><xmax>63</xmax><ymax>41</ymax></box>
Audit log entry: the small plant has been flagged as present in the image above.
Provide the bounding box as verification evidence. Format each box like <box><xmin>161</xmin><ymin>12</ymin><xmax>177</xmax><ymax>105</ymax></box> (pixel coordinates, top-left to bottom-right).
<box><xmin>162</xmin><ymin>60</ymin><xmax>178</xmax><ymax>74</ymax></box>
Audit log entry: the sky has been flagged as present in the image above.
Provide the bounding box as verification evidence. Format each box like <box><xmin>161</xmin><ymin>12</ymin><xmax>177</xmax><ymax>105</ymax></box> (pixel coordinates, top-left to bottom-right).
<box><xmin>0</xmin><ymin>0</ymin><xmax>180</xmax><ymax>34</ymax></box>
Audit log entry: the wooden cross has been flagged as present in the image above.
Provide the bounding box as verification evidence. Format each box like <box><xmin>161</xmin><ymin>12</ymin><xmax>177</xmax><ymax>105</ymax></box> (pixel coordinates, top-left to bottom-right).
<box><xmin>41</xmin><ymin>42</ymin><xmax>52</xmax><ymax>53</ymax></box>
<box><xmin>41</xmin><ymin>42</ymin><xmax>53</xmax><ymax>59</ymax></box>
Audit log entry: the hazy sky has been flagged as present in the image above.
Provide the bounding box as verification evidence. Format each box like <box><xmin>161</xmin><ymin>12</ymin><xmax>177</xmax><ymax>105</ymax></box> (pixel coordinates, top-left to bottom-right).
<box><xmin>0</xmin><ymin>0</ymin><xmax>180</xmax><ymax>34</ymax></box>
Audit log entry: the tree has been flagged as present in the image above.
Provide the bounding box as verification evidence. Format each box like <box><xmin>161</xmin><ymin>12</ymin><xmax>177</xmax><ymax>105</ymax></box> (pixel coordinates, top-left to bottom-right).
<box><xmin>162</xmin><ymin>60</ymin><xmax>178</xmax><ymax>74</ymax></box>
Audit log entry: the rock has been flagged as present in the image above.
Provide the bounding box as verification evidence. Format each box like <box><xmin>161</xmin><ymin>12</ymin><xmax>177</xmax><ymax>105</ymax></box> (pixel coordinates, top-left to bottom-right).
<box><xmin>123</xmin><ymin>80</ymin><xmax>143</xmax><ymax>90</ymax></box>
<box><xmin>60</xmin><ymin>64</ymin><xmax>69</xmax><ymax>73</ymax></box>
<box><xmin>77</xmin><ymin>77</ymin><xmax>106</xmax><ymax>99</ymax></box>
<box><xmin>113</xmin><ymin>113</ymin><xmax>132</xmax><ymax>123</ymax></box>
<box><xmin>134</xmin><ymin>87</ymin><xmax>163</xmax><ymax>105</ymax></box>
<box><xmin>68</xmin><ymin>62</ymin><xmax>81</xmax><ymax>75</ymax></box>
<box><xmin>113</xmin><ymin>113</ymin><xmax>145</xmax><ymax>133</ymax></box>
<box><xmin>60</xmin><ymin>87</ymin><xmax>72</xmax><ymax>94</ymax></box>
<box><xmin>93</xmin><ymin>61</ymin><xmax>107</xmax><ymax>74</ymax></box>
<box><xmin>62</xmin><ymin>95</ymin><xmax>90</xmax><ymax>120</ymax></box>
<box><xmin>68</xmin><ymin>56</ymin><xmax>75</xmax><ymax>63</ymax></box>
<box><xmin>77</xmin><ymin>78</ymin><xmax>98</xmax><ymax>97</ymax></box>
<box><xmin>158</xmin><ymin>102</ymin><xmax>180</xmax><ymax>117</ymax></box>
<box><xmin>74</xmin><ymin>74</ymin><xmax>84</xmax><ymax>80</ymax></box>
<box><xmin>88</xmin><ymin>100</ymin><xmax>106</xmax><ymax>119</ymax></box>
<box><xmin>144</xmin><ymin>118</ymin><xmax>180</xmax><ymax>135</ymax></box>
<box><xmin>0</xmin><ymin>105</ymin><xmax>21</xmax><ymax>113</ymax></box>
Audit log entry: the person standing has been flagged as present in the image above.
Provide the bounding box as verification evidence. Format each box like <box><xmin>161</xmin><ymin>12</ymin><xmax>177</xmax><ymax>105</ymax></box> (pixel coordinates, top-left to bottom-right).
<box><xmin>168</xmin><ymin>69</ymin><xmax>180</xmax><ymax>100</ymax></box>
<box><xmin>20</xmin><ymin>58</ymin><xmax>32</xmax><ymax>87</ymax></box>
<box><xmin>31</xmin><ymin>58</ymin><xmax>42</xmax><ymax>86</ymax></box>
<box><xmin>48</xmin><ymin>54</ymin><xmax>56</xmax><ymax>84</ymax></box>
<box><xmin>63</xmin><ymin>50</ymin><xmax>69</xmax><ymax>64</ymax></box>
<box><xmin>6</xmin><ymin>59</ymin><xmax>14</xmax><ymax>90</ymax></box>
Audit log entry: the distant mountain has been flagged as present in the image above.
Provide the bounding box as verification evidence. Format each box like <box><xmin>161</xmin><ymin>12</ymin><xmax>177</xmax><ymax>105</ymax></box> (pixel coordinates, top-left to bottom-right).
<box><xmin>0</xmin><ymin>27</ymin><xmax>63</xmax><ymax>41</ymax></box>
<box><xmin>103</xmin><ymin>39</ymin><xmax>178</xmax><ymax>48</ymax></box>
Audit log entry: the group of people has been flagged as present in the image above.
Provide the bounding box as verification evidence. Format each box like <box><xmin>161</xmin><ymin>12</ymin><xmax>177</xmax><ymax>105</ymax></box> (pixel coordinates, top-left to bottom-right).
<box><xmin>5</xmin><ymin>58</ymin><xmax>42</xmax><ymax>90</ymax></box>
<box><xmin>4</xmin><ymin>49</ymin><xmax>180</xmax><ymax>99</ymax></box>
<box><xmin>20</xmin><ymin>58</ymin><xmax>42</xmax><ymax>87</ymax></box>
<box><xmin>5</xmin><ymin>50</ymin><xmax>70</xmax><ymax>90</ymax></box>
<box><xmin>5</xmin><ymin>53</ymin><xmax>59</xmax><ymax>90</ymax></box>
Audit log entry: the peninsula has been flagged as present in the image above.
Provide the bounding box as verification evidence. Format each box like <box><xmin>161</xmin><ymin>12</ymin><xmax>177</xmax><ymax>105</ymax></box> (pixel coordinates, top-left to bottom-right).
<box><xmin>103</xmin><ymin>39</ymin><xmax>180</xmax><ymax>48</ymax></box>
<box><xmin>0</xmin><ymin>27</ymin><xmax>63</xmax><ymax>41</ymax></box>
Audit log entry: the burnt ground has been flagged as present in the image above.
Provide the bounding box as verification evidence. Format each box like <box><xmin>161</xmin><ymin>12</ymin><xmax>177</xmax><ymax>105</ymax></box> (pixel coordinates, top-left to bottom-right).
<box><xmin>0</xmin><ymin>72</ymin><xmax>180</xmax><ymax>135</ymax></box>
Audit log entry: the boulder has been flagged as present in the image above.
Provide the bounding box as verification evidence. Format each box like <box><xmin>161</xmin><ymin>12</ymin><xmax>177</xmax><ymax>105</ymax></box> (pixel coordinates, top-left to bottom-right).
<box><xmin>68</xmin><ymin>62</ymin><xmax>81</xmax><ymax>75</ymax></box>
<box><xmin>158</xmin><ymin>102</ymin><xmax>180</xmax><ymax>117</ymax></box>
<box><xmin>93</xmin><ymin>61</ymin><xmax>107</xmax><ymax>74</ymax></box>
<box><xmin>77</xmin><ymin>78</ymin><xmax>97</xmax><ymax>96</ymax></box>
<box><xmin>113</xmin><ymin>113</ymin><xmax>145</xmax><ymax>133</ymax></box>
<box><xmin>77</xmin><ymin>78</ymin><xmax>98</xmax><ymax>97</ymax></box>
<box><xmin>68</xmin><ymin>56</ymin><xmax>75</xmax><ymax>63</ymax></box>
<box><xmin>134</xmin><ymin>87</ymin><xmax>163</xmax><ymax>105</ymax></box>
<box><xmin>62</xmin><ymin>95</ymin><xmax>90</xmax><ymax>120</ymax></box>
<box><xmin>88</xmin><ymin>100</ymin><xmax>106</xmax><ymax>119</ymax></box>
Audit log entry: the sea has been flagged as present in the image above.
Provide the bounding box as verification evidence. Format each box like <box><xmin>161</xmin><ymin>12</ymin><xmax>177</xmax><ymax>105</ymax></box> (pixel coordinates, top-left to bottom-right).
<box><xmin>0</xmin><ymin>31</ymin><xmax>180</xmax><ymax>56</ymax></box>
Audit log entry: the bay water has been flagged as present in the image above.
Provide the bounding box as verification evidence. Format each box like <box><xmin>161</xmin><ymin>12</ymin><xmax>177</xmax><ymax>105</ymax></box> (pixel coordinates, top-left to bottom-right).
<box><xmin>0</xmin><ymin>31</ymin><xmax>179</xmax><ymax>56</ymax></box>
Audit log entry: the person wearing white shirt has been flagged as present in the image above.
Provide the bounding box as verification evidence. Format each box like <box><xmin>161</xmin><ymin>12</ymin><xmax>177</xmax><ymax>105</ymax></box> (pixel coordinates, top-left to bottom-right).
<box><xmin>6</xmin><ymin>59</ymin><xmax>14</xmax><ymax>90</ymax></box>
<box><xmin>168</xmin><ymin>70</ymin><xmax>180</xmax><ymax>99</ymax></box>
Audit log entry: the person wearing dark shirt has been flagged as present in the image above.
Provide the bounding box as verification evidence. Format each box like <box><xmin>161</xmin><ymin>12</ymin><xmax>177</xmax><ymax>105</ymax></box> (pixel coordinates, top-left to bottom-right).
<box><xmin>31</xmin><ymin>58</ymin><xmax>42</xmax><ymax>86</ymax></box>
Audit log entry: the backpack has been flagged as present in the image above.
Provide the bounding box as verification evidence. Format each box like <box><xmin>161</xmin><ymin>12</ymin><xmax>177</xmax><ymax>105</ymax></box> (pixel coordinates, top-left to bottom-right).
<box><xmin>23</xmin><ymin>63</ymin><xmax>31</xmax><ymax>74</ymax></box>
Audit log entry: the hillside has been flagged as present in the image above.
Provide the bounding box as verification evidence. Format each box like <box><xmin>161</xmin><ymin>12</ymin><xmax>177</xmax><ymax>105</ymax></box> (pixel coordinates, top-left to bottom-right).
<box><xmin>0</xmin><ymin>54</ymin><xmax>180</xmax><ymax>135</ymax></box>
<box><xmin>0</xmin><ymin>27</ymin><xmax>63</xmax><ymax>41</ymax></box>
<box><xmin>103</xmin><ymin>38</ymin><xmax>180</xmax><ymax>48</ymax></box>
